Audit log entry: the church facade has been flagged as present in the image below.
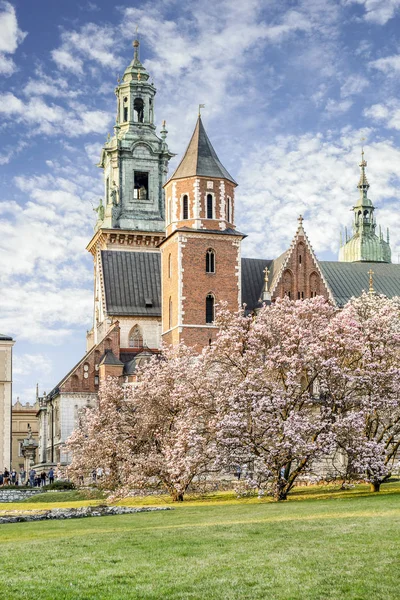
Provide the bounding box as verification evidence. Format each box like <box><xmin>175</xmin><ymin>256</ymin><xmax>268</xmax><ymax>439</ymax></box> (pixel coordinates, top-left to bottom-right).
<box><xmin>35</xmin><ymin>40</ymin><xmax>400</xmax><ymax>467</ymax></box>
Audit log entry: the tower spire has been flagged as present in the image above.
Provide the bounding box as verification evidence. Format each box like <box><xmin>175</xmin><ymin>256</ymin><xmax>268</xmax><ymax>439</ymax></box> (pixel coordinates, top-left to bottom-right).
<box><xmin>357</xmin><ymin>145</ymin><xmax>370</xmax><ymax>200</ymax></box>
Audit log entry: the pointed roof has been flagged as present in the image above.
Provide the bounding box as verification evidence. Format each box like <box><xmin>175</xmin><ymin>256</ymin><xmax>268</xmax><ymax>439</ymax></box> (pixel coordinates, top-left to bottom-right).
<box><xmin>168</xmin><ymin>117</ymin><xmax>237</xmax><ymax>184</ymax></box>
<box><xmin>99</xmin><ymin>349</ymin><xmax>124</xmax><ymax>367</ymax></box>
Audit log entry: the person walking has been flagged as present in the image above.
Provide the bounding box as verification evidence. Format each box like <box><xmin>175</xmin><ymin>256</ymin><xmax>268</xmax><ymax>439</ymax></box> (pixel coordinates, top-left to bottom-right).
<box><xmin>48</xmin><ymin>468</ymin><xmax>54</xmax><ymax>484</ymax></box>
<box><xmin>29</xmin><ymin>468</ymin><xmax>36</xmax><ymax>487</ymax></box>
<box><xmin>3</xmin><ymin>469</ymin><xmax>10</xmax><ymax>486</ymax></box>
<box><xmin>19</xmin><ymin>468</ymin><xmax>26</xmax><ymax>486</ymax></box>
<box><xmin>40</xmin><ymin>471</ymin><xmax>47</xmax><ymax>487</ymax></box>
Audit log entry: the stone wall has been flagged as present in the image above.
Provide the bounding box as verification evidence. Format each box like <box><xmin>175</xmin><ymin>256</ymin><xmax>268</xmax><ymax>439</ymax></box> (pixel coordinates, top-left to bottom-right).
<box><xmin>0</xmin><ymin>489</ymin><xmax>43</xmax><ymax>503</ymax></box>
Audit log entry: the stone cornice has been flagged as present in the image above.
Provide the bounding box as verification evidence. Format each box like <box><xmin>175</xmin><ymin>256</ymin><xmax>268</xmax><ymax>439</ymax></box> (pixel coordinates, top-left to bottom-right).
<box><xmin>86</xmin><ymin>228</ymin><xmax>165</xmax><ymax>256</ymax></box>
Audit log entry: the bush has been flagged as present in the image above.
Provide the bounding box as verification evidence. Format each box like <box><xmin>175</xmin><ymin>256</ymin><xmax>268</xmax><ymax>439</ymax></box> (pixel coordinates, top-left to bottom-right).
<box><xmin>44</xmin><ymin>480</ymin><xmax>75</xmax><ymax>490</ymax></box>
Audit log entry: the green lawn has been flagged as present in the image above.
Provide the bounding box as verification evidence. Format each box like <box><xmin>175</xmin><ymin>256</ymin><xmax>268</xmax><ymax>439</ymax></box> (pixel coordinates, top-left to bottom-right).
<box><xmin>0</xmin><ymin>483</ymin><xmax>399</xmax><ymax>599</ymax></box>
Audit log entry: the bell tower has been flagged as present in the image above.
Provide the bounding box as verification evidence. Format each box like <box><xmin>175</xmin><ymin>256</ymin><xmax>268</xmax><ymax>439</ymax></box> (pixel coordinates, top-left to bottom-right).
<box><xmin>160</xmin><ymin>116</ymin><xmax>245</xmax><ymax>348</ymax></box>
<box><xmin>86</xmin><ymin>39</ymin><xmax>174</xmax><ymax>349</ymax></box>
<box><xmin>93</xmin><ymin>37</ymin><xmax>174</xmax><ymax>233</ymax></box>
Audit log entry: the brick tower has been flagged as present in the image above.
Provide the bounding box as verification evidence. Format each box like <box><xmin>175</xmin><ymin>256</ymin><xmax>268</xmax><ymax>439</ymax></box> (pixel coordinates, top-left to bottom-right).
<box><xmin>160</xmin><ymin>116</ymin><xmax>245</xmax><ymax>348</ymax></box>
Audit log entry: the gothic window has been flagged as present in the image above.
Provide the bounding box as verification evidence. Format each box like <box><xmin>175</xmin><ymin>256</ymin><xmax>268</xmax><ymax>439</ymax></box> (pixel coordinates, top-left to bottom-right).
<box><xmin>182</xmin><ymin>195</ymin><xmax>189</xmax><ymax>220</ymax></box>
<box><xmin>129</xmin><ymin>326</ymin><xmax>143</xmax><ymax>349</ymax></box>
<box><xmin>207</xmin><ymin>194</ymin><xmax>213</xmax><ymax>219</ymax></box>
<box><xmin>282</xmin><ymin>269</ymin><xmax>293</xmax><ymax>299</ymax></box>
<box><xmin>227</xmin><ymin>197</ymin><xmax>231</xmax><ymax>223</ymax></box>
<box><xmin>134</xmin><ymin>172</ymin><xmax>148</xmax><ymax>200</ymax></box>
<box><xmin>310</xmin><ymin>272</ymin><xmax>319</xmax><ymax>298</ymax></box>
<box><xmin>299</xmin><ymin>255</ymin><xmax>302</xmax><ymax>265</ymax></box>
<box><xmin>71</xmin><ymin>374</ymin><xmax>79</xmax><ymax>392</ymax></box>
<box><xmin>168</xmin><ymin>254</ymin><xmax>172</xmax><ymax>278</ymax></box>
<box><xmin>169</xmin><ymin>297</ymin><xmax>172</xmax><ymax>329</ymax></box>
<box><xmin>133</xmin><ymin>98</ymin><xmax>144</xmax><ymax>123</ymax></box>
<box><xmin>206</xmin><ymin>294</ymin><xmax>215</xmax><ymax>324</ymax></box>
<box><xmin>105</xmin><ymin>337</ymin><xmax>112</xmax><ymax>349</ymax></box>
<box><xmin>206</xmin><ymin>249</ymin><xmax>215</xmax><ymax>273</ymax></box>
<box><xmin>297</xmin><ymin>291</ymin><xmax>304</xmax><ymax>300</ymax></box>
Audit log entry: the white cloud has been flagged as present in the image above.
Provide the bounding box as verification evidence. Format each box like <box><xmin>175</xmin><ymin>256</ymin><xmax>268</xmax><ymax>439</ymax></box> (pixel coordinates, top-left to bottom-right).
<box><xmin>343</xmin><ymin>0</ymin><xmax>400</xmax><ymax>24</ymax></box>
<box><xmin>0</xmin><ymin>92</ymin><xmax>112</xmax><ymax>136</ymax></box>
<box><xmin>13</xmin><ymin>353</ymin><xmax>52</xmax><ymax>377</ymax></box>
<box><xmin>237</xmin><ymin>131</ymin><xmax>400</xmax><ymax>262</ymax></box>
<box><xmin>340</xmin><ymin>74</ymin><xmax>369</xmax><ymax>97</ymax></box>
<box><xmin>369</xmin><ymin>54</ymin><xmax>400</xmax><ymax>75</ymax></box>
<box><xmin>325</xmin><ymin>98</ymin><xmax>353</xmax><ymax>114</ymax></box>
<box><xmin>51</xmin><ymin>22</ymin><xmax>122</xmax><ymax>74</ymax></box>
<box><xmin>364</xmin><ymin>100</ymin><xmax>400</xmax><ymax>130</ymax></box>
<box><xmin>0</xmin><ymin>164</ymin><xmax>101</xmax><ymax>344</ymax></box>
<box><xmin>0</xmin><ymin>1</ymin><xmax>26</xmax><ymax>75</ymax></box>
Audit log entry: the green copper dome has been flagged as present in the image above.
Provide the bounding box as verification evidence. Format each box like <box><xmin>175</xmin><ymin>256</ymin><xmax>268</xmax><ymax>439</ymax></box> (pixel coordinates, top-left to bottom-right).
<box><xmin>339</xmin><ymin>151</ymin><xmax>391</xmax><ymax>263</ymax></box>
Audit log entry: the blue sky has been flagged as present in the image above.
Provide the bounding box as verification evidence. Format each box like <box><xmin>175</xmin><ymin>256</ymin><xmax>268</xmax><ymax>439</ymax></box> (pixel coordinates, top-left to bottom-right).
<box><xmin>0</xmin><ymin>0</ymin><xmax>400</xmax><ymax>402</ymax></box>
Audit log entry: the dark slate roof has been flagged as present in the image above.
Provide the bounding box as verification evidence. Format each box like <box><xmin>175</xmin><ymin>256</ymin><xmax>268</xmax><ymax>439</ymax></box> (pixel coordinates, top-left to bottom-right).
<box><xmin>0</xmin><ymin>334</ymin><xmax>13</xmax><ymax>341</ymax></box>
<box><xmin>102</xmin><ymin>251</ymin><xmax>161</xmax><ymax>316</ymax></box>
<box><xmin>168</xmin><ymin>117</ymin><xmax>237</xmax><ymax>185</ymax></box>
<box><xmin>241</xmin><ymin>258</ymin><xmax>273</xmax><ymax>312</ymax></box>
<box><xmin>320</xmin><ymin>261</ymin><xmax>400</xmax><ymax>307</ymax></box>
<box><xmin>99</xmin><ymin>349</ymin><xmax>123</xmax><ymax>366</ymax></box>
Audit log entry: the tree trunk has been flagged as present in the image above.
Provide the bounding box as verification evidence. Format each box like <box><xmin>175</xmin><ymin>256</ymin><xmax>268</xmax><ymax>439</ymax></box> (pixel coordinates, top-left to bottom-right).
<box><xmin>172</xmin><ymin>492</ymin><xmax>184</xmax><ymax>501</ymax></box>
<box><xmin>370</xmin><ymin>482</ymin><xmax>381</xmax><ymax>493</ymax></box>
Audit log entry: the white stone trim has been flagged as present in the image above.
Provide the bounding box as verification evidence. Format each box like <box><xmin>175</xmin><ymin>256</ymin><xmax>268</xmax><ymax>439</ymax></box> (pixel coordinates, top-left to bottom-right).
<box><xmin>219</xmin><ymin>180</ymin><xmax>226</xmax><ymax>230</ymax></box>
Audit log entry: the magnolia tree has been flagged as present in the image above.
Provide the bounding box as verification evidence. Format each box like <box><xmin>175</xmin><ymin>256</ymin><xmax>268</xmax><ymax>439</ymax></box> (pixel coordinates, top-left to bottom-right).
<box><xmin>67</xmin><ymin>346</ymin><xmax>216</xmax><ymax>501</ymax></box>
<box><xmin>66</xmin><ymin>293</ymin><xmax>400</xmax><ymax>502</ymax></box>
<box><xmin>332</xmin><ymin>293</ymin><xmax>400</xmax><ymax>491</ymax></box>
<box><xmin>208</xmin><ymin>296</ymin><xmax>372</xmax><ymax>501</ymax></box>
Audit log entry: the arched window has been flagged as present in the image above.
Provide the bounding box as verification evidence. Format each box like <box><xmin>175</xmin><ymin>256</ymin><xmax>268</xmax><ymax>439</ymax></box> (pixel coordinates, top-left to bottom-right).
<box><xmin>182</xmin><ymin>195</ymin><xmax>189</xmax><ymax>220</ymax></box>
<box><xmin>227</xmin><ymin>197</ymin><xmax>231</xmax><ymax>223</ymax></box>
<box><xmin>133</xmin><ymin>98</ymin><xmax>144</xmax><ymax>123</ymax></box>
<box><xmin>206</xmin><ymin>294</ymin><xmax>215</xmax><ymax>324</ymax></box>
<box><xmin>206</xmin><ymin>249</ymin><xmax>215</xmax><ymax>273</ymax></box>
<box><xmin>310</xmin><ymin>272</ymin><xmax>319</xmax><ymax>298</ymax></box>
<box><xmin>207</xmin><ymin>194</ymin><xmax>213</xmax><ymax>219</ymax></box>
<box><xmin>129</xmin><ymin>326</ymin><xmax>143</xmax><ymax>349</ymax></box>
<box><xmin>282</xmin><ymin>269</ymin><xmax>293</xmax><ymax>299</ymax></box>
<box><xmin>123</xmin><ymin>97</ymin><xmax>128</xmax><ymax>122</ymax></box>
<box><xmin>168</xmin><ymin>254</ymin><xmax>172</xmax><ymax>278</ymax></box>
<box><xmin>169</xmin><ymin>297</ymin><xmax>172</xmax><ymax>329</ymax></box>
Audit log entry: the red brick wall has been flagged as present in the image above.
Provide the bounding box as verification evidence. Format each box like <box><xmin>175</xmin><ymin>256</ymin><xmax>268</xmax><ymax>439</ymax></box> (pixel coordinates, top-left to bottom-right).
<box><xmin>272</xmin><ymin>235</ymin><xmax>330</xmax><ymax>301</ymax></box>
<box><xmin>61</xmin><ymin>324</ymin><xmax>120</xmax><ymax>393</ymax></box>
<box><xmin>161</xmin><ymin>231</ymin><xmax>241</xmax><ymax>347</ymax></box>
<box><xmin>165</xmin><ymin>176</ymin><xmax>236</xmax><ymax>236</ymax></box>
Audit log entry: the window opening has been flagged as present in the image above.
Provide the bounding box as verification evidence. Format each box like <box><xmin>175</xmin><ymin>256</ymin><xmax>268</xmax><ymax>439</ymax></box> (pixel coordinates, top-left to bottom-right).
<box><xmin>206</xmin><ymin>294</ymin><xmax>214</xmax><ymax>324</ymax></box>
<box><xmin>299</xmin><ymin>255</ymin><xmax>302</xmax><ymax>264</ymax></box>
<box><xmin>129</xmin><ymin>326</ymin><xmax>143</xmax><ymax>349</ymax></box>
<box><xmin>207</xmin><ymin>194</ymin><xmax>213</xmax><ymax>219</ymax></box>
<box><xmin>206</xmin><ymin>249</ymin><xmax>215</xmax><ymax>273</ymax></box>
<box><xmin>183</xmin><ymin>195</ymin><xmax>189</xmax><ymax>220</ymax></box>
<box><xmin>134</xmin><ymin>172</ymin><xmax>149</xmax><ymax>200</ymax></box>
<box><xmin>133</xmin><ymin>98</ymin><xmax>144</xmax><ymax>123</ymax></box>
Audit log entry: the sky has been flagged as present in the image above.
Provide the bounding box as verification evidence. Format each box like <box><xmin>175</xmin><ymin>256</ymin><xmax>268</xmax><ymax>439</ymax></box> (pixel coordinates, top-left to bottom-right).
<box><xmin>0</xmin><ymin>0</ymin><xmax>400</xmax><ymax>403</ymax></box>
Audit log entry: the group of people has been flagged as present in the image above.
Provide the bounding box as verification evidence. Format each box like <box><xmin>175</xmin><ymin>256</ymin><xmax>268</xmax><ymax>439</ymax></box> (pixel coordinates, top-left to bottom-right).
<box><xmin>0</xmin><ymin>467</ymin><xmax>54</xmax><ymax>487</ymax></box>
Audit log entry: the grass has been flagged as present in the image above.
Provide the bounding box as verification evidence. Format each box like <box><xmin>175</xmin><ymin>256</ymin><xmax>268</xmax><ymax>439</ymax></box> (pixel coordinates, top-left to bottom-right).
<box><xmin>0</xmin><ymin>482</ymin><xmax>399</xmax><ymax>599</ymax></box>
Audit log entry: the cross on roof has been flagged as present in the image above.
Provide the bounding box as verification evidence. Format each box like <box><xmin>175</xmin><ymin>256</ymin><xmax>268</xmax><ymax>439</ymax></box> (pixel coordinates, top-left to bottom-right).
<box><xmin>298</xmin><ymin>214</ymin><xmax>304</xmax><ymax>226</ymax></box>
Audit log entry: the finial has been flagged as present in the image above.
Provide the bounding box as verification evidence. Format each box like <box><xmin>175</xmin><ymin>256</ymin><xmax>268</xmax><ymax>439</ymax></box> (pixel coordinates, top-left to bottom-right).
<box><xmin>264</xmin><ymin>266</ymin><xmax>270</xmax><ymax>291</ymax></box>
<box><xmin>161</xmin><ymin>120</ymin><xmax>168</xmax><ymax>141</ymax></box>
<box><xmin>298</xmin><ymin>214</ymin><xmax>304</xmax><ymax>227</ymax></box>
<box><xmin>137</xmin><ymin>68</ymin><xmax>141</xmax><ymax>81</ymax></box>
<box><xmin>368</xmin><ymin>268</ymin><xmax>374</xmax><ymax>294</ymax></box>
<box><xmin>107</xmin><ymin>132</ymin><xmax>111</xmax><ymax>142</ymax></box>
<box><xmin>198</xmin><ymin>103</ymin><xmax>205</xmax><ymax>117</ymax></box>
<box><xmin>133</xmin><ymin>30</ymin><xmax>140</xmax><ymax>64</ymax></box>
<box><xmin>117</xmin><ymin>73</ymin><xmax>121</xmax><ymax>84</ymax></box>
<box><xmin>358</xmin><ymin>140</ymin><xmax>369</xmax><ymax>194</ymax></box>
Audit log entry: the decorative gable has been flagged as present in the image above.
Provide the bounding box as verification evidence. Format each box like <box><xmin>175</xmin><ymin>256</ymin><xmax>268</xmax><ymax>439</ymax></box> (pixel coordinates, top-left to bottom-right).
<box><xmin>269</xmin><ymin>217</ymin><xmax>334</xmax><ymax>303</ymax></box>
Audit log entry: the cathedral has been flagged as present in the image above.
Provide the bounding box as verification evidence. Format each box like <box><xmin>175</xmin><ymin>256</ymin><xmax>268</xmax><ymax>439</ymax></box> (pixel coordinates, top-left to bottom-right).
<box><xmin>35</xmin><ymin>40</ymin><xmax>400</xmax><ymax>467</ymax></box>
